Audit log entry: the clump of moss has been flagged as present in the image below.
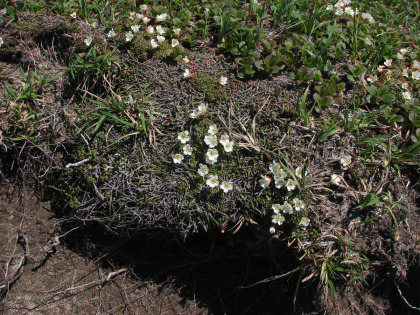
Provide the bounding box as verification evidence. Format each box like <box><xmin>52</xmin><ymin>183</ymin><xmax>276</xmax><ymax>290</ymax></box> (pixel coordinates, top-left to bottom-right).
<box><xmin>191</xmin><ymin>72</ymin><xmax>227</xmax><ymax>101</ymax></box>
<box><xmin>130</xmin><ymin>35</ymin><xmax>149</xmax><ymax>61</ymax></box>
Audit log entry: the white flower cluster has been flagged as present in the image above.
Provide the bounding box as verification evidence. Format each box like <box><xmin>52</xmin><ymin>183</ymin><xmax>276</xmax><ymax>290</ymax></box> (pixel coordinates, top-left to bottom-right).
<box><xmin>326</xmin><ymin>0</ymin><xmax>357</xmax><ymax>17</ymax></box>
<box><xmin>260</xmin><ymin>161</ymin><xmax>303</xmax><ymax>191</ymax></box>
<box><xmin>173</xmin><ymin>123</ymin><xmax>235</xmax><ymax>193</ymax></box>
<box><xmin>271</xmin><ymin>198</ymin><xmax>307</xmax><ymax>228</ymax></box>
<box><xmin>189</xmin><ymin>102</ymin><xmax>208</xmax><ymax>118</ymax></box>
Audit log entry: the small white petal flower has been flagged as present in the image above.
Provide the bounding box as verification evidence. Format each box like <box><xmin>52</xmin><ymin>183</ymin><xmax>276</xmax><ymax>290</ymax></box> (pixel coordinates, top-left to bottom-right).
<box><xmin>286</xmin><ymin>179</ymin><xmax>297</xmax><ymax>191</ymax></box>
<box><xmin>198</xmin><ymin>103</ymin><xmax>208</xmax><ymax>115</ymax></box>
<box><xmin>198</xmin><ymin>164</ymin><xmax>209</xmax><ymax>177</ymax></box>
<box><xmin>142</xmin><ymin>16</ymin><xmax>150</xmax><ymax>24</ymax></box>
<box><xmin>223</xmin><ymin>141</ymin><xmax>234</xmax><ymax>153</ymax></box>
<box><xmin>412</xmin><ymin>71</ymin><xmax>420</xmax><ymax>80</ymax></box>
<box><xmin>274</xmin><ymin>178</ymin><xmax>286</xmax><ymax>189</ymax></box>
<box><xmin>219</xmin><ymin>76</ymin><xmax>228</xmax><ymax>86</ymax></box>
<box><xmin>274</xmin><ymin>169</ymin><xmax>287</xmax><ymax>180</ymax></box>
<box><xmin>183</xmin><ymin>56</ymin><xmax>190</xmax><ymax>63</ymax></box>
<box><xmin>219</xmin><ymin>134</ymin><xmax>230</xmax><ymax>146</ymax></box>
<box><xmin>272</xmin><ymin>204</ymin><xmax>282</xmax><ymax>214</ymax></box>
<box><xmin>299</xmin><ymin>217</ymin><xmax>311</xmax><ymax>229</ymax></box>
<box><xmin>171</xmin><ymin>38</ymin><xmax>179</xmax><ymax>47</ymax></box>
<box><xmin>397</xmin><ymin>53</ymin><xmax>404</xmax><ymax>60</ymax></box>
<box><xmin>366</xmin><ymin>75</ymin><xmax>377</xmax><ymax>83</ymax></box>
<box><xmin>295</xmin><ymin>166</ymin><xmax>304</xmax><ymax>179</ymax></box>
<box><xmin>340</xmin><ymin>154</ymin><xmax>352</xmax><ymax>167</ymax></box>
<box><xmin>156</xmin><ymin>35</ymin><xmax>165</xmax><ymax>43</ymax></box>
<box><xmin>204</xmin><ymin>134</ymin><xmax>218</xmax><ymax>148</ymax></box>
<box><xmin>402</xmin><ymin>68</ymin><xmax>409</xmax><ymax>77</ymax></box>
<box><xmin>269</xmin><ymin>227</ymin><xmax>276</xmax><ymax>233</ymax></box>
<box><xmin>272</xmin><ymin>213</ymin><xmax>285</xmax><ymax>226</ymax></box>
<box><xmin>183</xmin><ymin>144</ymin><xmax>193</xmax><ymax>155</ymax></box>
<box><xmin>84</xmin><ymin>36</ymin><xmax>93</xmax><ymax>46</ymax></box>
<box><xmin>173</xmin><ymin>153</ymin><xmax>184</xmax><ymax>164</ymax></box>
<box><xmin>344</xmin><ymin>7</ymin><xmax>354</xmax><ymax>16</ymax></box>
<box><xmin>70</xmin><ymin>12</ymin><xmax>77</xmax><ymax>19</ymax></box>
<box><xmin>220</xmin><ymin>181</ymin><xmax>233</xmax><ymax>193</ymax></box>
<box><xmin>108</xmin><ymin>29</ymin><xmax>116</xmax><ymax>38</ymax></box>
<box><xmin>156</xmin><ymin>25</ymin><xmax>165</xmax><ymax>35</ymax></box>
<box><xmin>402</xmin><ymin>91</ymin><xmax>412</xmax><ymax>100</ymax></box>
<box><xmin>206</xmin><ymin>148</ymin><xmax>219</xmax><ymax>162</ymax></box>
<box><xmin>400</xmin><ymin>48</ymin><xmax>408</xmax><ymax>55</ymax></box>
<box><xmin>147</xmin><ymin>26</ymin><xmax>154</xmax><ymax>34</ymax></box>
<box><xmin>384</xmin><ymin>59</ymin><xmax>392</xmax><ymax>67</ymax></box>
<box><xmin>206</xmin><ymin>157</ymin><xmax>217</xmax><ymax>165</ymax></box>
<box><xmin>150</xmin><ymin>39</ymin><xmax>159</xmax><ymax>48</ymax></box>
<box><xmin>269</xmin><ymin>161</ymin><xmax>281</xmax><ymax>174</ymax></box>
<box><xmin>326</xmin><ymin>4</ymin><xmax>333</xmax><ymax>10</ymax></box>
<box><xmin>156</xmin><ymin>13</ymin><xmax>168</xmax><ymax>22</ymax></box>
<box><xmin>401</xmin><ymin>82</ymin><xmax>409</xmax><ymax>90</ymax></box>
<box><xmin>206</xmin><ymin>174</ymin><xmax>219</xmax><ymax>188</ymax></box>
<box><xmin>282</xmin><ymin>202</ymin><xmax>294</xmax><ymax>214</ymax></box>
<box><xmin>189</xmin><ymin>110</ymin><xmax>199</xmax><ymax>118</ymax></box>
<box><xmin>293</xmin><ymin>198</ymin><xmax>305</xmax><ymax>211</ymax></box>
<box><xmin>140</xmin><ymin>4</ymin><xmax>148</xmax><ymax>11</ymax></box>
<box><xmin>136</xmin><ymin>13</ymin><xmax>144</xmax><ymax>19</ymax></box>
<box><xmin>377</xmin><ymin>65</ymin><xmax>384</xmax><ymax>72</ymax></box>
<box><xmin>330</xmin><ymin>174</ymin><xmax>341</xmax><ymax>185</ymax></box>
<box><xmin>125</xmin><ymin>31</ymin><xmax>134</xmax><ymax>42</ymax></box>
<box><xmin>183</xmin><ymin>69</ymin><xmax>191</xmax><ymax>79</ymax></box>
<box><xmin>129</xmin><ymin>12</ymin><xmax>136</xmax><ymax>19</ymax></box>
<box><xmin>177</xmin><ymin>130</ymin><xmax>190</xmax><ymax>143</ymax></box>
<box><xmin>173</xmin><ymin>28</ymin><xmax>181</xmax><ymax>36</ymax></box>
<box><xmin>259</xmin><ymin>175</ymin><xmax>271</xmax><ymax>188</ymax></box>
<box><xmin>131</xmin><ymin>24</ymin><xmax>140</xmax><ymax>33</ymax></box>
<box><xmin>208</xmin><ymin>124</ymin><xmax>218</xmax><ymax>135</ymax></box>
<box><xmin>0</xmin><ymin>37</ymin><xmax>4</xmax><ymax>47</ymax></box>
<box><xmin>413</xmin><ymin>60</ymin><xmax>420</xmax><ymax>70</ymax></box>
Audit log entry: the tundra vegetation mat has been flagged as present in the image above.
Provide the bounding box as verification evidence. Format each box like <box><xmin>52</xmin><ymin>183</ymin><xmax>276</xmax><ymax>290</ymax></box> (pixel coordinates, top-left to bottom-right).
<box><xmin>0</xmin><ymin>0</ymin><xmax>419</xmax><ymax>313</ymax></box>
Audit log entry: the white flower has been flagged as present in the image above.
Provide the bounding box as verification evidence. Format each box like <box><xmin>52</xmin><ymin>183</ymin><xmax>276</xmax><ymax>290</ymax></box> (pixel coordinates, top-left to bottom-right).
<box><xmin>259</xmin><ymin>175</ymin><xmax>271</xmax><ymax>188</ymax></box>
<box><xmin>272</xmin><ymin>213</ymin><xmax>285</xmax><ymax>226</ymax></box>
<box><xmin>274</xmin><ymin>169</ymin><xmax>287</xmax><ymax>180</ymax></box>
<box><xmin>140</xmin><ymin>4</ymin><xmax>148</xmax><ymax>11</ymax></box>
<box><xmin>335</xmin><ymin>8</ymin><xmax>344</xmax><ymax>15</ymax></box>
<box><xmin>340</xmin><ymin>154</ymin><xmax>352</xmax><ymax>167</ymax></box>
<box><xmin>156</xmin><ymin>35</ymin><xmax>165</xmax><ymax>43</ymax></box>
<box><xmin>330</xmin><ymin>174</ymin><xmax>341</xmax><ymax>185</ymax></box>
<box><xmin>156</xmin><ymin>13</ymin><xmax>168</xmax><ymax>22</ymax></box>
<box><xmin>326</xmin><ymin>4</ymin><xmax>333</xmax><ymax>10</ymax></box>
<box><xmin>223</xmin><ymin>141</ymin><xmax>234</xmax><ymax>153</ymax></box>
<box><xmin>173</xmin><ymin>153</ymin><xmax>184</xmax><ymax>164</ymax></box>
<box><xmin>173</xmin><ymin>28</ymin><xmax>181</xmax><ymax>36</ymax></box>
<box><xmin>0</xmin><ymin>37</ymin><xmax>3</xmax><ymax>47</ymax></box>
<box><xmin>364</xmin><ymin>37</ymin><xmax>372</xmax><ymax>46</ymax></box>
<box><xmin>344</xmin><ymin>7</ymin><xmax>355</xmax><ymax>16</ymax></box>
<box><xmin>384</xmin><ymin>59</ymin><xmax>392</xmax><ymax>67</ymax></box>
<box><xmin>219</xmin><ymin>134</ymin><xmax>230</xmax><ymax>146</ymax></box>
<box><xmin>412</xmin><ymin>71</ymin><xmax>420</xmax><ymax>80</ymax></box>
<box><xmin>136</xmin><ymin>13</ymin><xmax>144</xmax><ymax>19</ymax></box>
<box><xmin>150</xmin><ymin>39</ymin><xmax>159</xmax><ymax>49</ymax></box>
<box><xmin>377</xmin><ymin>65</ymin><xmax>384</xmax><ymax>72</ymax></box>
<box><xmin>204</xmin><ymin>134</ymin><xmax>218</xmax><ymax>148</ymax></box>
<box><xmin>156</xmin><ymin>25</ymin><xmax>165</xmax><ymax>35</ymax></box>
<box><xmin>272</xmin><ymin>204</ymin><xmax>282</xmax><ymax>214</ymax></box>
<box><xmin>183</xmin><ymin>144</ymin><xmax>193</xmax><ymax>155</ymax></box>
<box><xmin>183</xmin><ymin>56</ymin><xmax>190</xmax><ymax>63</ymax></box>
<box><xmin>402</xmin><ymin>91</ymin><xmax>412</xmax><ymax>100</ymax></box>
<box><xmin>274</xmin><ymin>178</ymin><xmax>286</xmax><ymax>189</ymax></box>
<box><xmin>397</xmin><ymin>53</ymin><xmax>404</xmax><ymax>60</ymax></box>
<box><xmin>269</xmin><ymin>161</ymin><xmax>282</xmax><ymax>175</ymax></box>
<box><xmin>269</xmin><ymin>227</ymin><xmax>276</xmax><ymax>233</ymax></box>
<box><xmin>401</xmin><ymin>82</ymin><xmax>408</xmax><ymax>90</ymax></box>
<box><xmin>299</xmin><ymin>217</ymin><xmax>311</xmax><ymax>229</ymax></box>
<box><xmin>142</xmin><ymin>16</ymin><xmax>150</xmax><ymax>24</ymax></box>
<box><xmin>282</xmin><ymin>202</ymin><xmax>294</xmax><ymax>214</ymax></box>
<box><xmin>220</xmin><ymin>181</ymin><xmax>233</xmax><ymax>193</ymax></box>
<box><xmin>206</xmin><ymin>174</ymin><xmax>219</xmax><ymax>188</ymax></box>
<box><xmin>177</xmin><ymin>130</ymin><xmax>190</xmax><ymax>143</ymax></box>
<box><xmin>171</xmin><ymin>38</ymin><xmax>179</xmax><ymax>47</ymax></box>
<box><xmin>286</xmin><ymin>179</ymin><xmax>296</xmax><ymax>191</ymax></box>
<box><xmin>189</xmin><ymin>110</ymin><xmax>198</xmax><ymax>118</ymax></box>
<box><xmin>400</xmin><ymin>48</ymin><xmax>408</xmax><ymax>55</ymax></box>
<box><xmin>198</xmin><ymin>103</ymin><xmax>208</xmax><ymax>115</ymax></box>
<box><xmin>198</xmin><ymin>164</ymin><xmax>209</xmax><ymax>177</ymax></box>
<box><xmin>131</xmin><ymin>24</ymin><xmax>140</xmax><ymax>33</ymax></box>
<box><xmin>219</xmin><ymin>76</ymin><xmax>228</xmax><ymax>86</ymax></box>
<box><xmin>70</xmin><ymin>12</ymin><xmax>77</xmax><ymax>19</ymax></box>
<box><xmin>402</xmin><ymin>68</ymin><xmax>409</xmax><ymax>77</ymax></box>
<box><xmin>84</xmin><ymin>36</ymin><xmax>92</xmax><ymax>46</ymax></box>
<box><xmin>293</xmin><ymin>198</ymin><xmax>305</xmax><ymax>211</ymax></box>
<box><xmin>206</xmin><ymin>157</ymin><xmax>217</xmax><ymax>165</ymax></box>
<box><xmin>208</xmin><ymin>124</ymin><xmax>218</xmax><ymax>135</ymax></box>
<box><xmin>129</xmin><ymin>12</ymin><xmax>136</xmax><ymax>19</ymax></box>
<box><xmin>183</xmin><ymin>68</ymin><xmax>191</xmax><ymax>79</ymax></box>
<box><xmin>206</xmin><ymin>148</ymin><xmax>219</xmax><ymax>162</ymax></box>
<box><xmin>125</xmin><ymin>31</ymin><xmax>134</xmax><ymax>42</ymax></box>
<box><xmin>366</xmin><ymin>75</ymin><xmax>377</xmax><ymax>83</ymax></box>
<box><xmin>295</xmin><ymin>166</ymin><xmax>304</xmax><ymax>179</ymax></box>
<box><xmin>361</xmin><ymin>12</ymin><xmax>375</xmax><ymax>23</ymax></box>
<box><xmin>107</xmin><ymin>29</ymin><xmax>116</xmax><ymax>38</ymax></box>
<box><xmin>146</xmin><ymin>26</ymin><xmax>154</xmax><ymax>34</ymax></box>
<box><xmin>413</xmin><ymin>60</ymin><xmax>420</xmax><ymax>69</ymax></box>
